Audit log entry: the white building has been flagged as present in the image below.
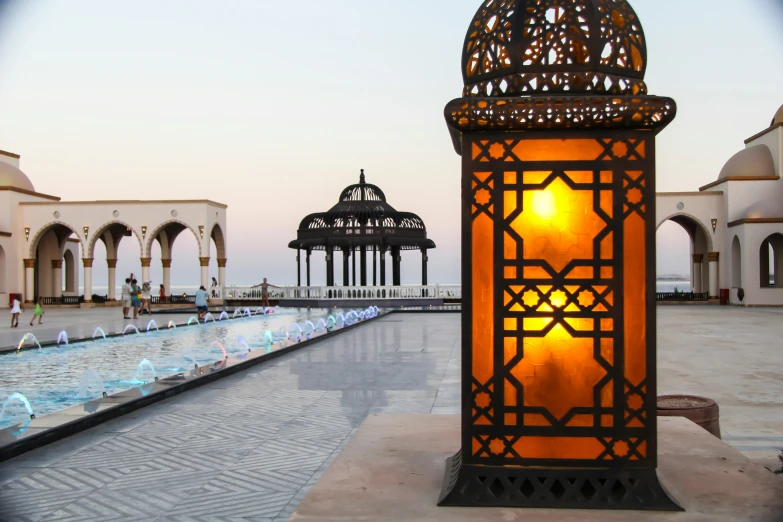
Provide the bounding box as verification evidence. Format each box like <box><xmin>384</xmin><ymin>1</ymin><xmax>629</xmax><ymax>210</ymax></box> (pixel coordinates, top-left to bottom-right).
<box><xmin>0</xmin><ymin>150</ymin><xmax>227</xmax><ymax>307</ymax></box>
<box><xmin>657</xmin><ymin>104</ymin><xmax>783</xmax><ymax>305</ymax></box>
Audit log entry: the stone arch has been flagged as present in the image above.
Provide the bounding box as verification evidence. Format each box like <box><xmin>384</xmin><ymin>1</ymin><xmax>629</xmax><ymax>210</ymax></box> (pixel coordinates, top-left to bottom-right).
<box><xmin>656</xmin><ymin>212</ymin><xmax>713</xmax><ymax>294</ymax></box>
<box><xmin>87</xmin><ymin>221</ymin><xmax>143</xmax><ymax>259</ymax></box>
<box><xmin>655</xmin><ymin>212</ymin><xmax>714</xmax><ymax>253</ymax></box>
<box><xmin>759</xmin><ymin>233</ymin><xmax>783</xmax><ymax>288</ymax></box>
<box><xmin>28</xmin><ymin>221</ymin><xmax>85</xmax><ymax>259</ymax></box>
<box><xmin>210</xmin><ymin>223</ymin><xmax>227</xmax><ymax>259</ymax></box>
<box><xmin>731</xmin><ymin>235</ymin><xmax>742</xmax><ymax>288</ymax></box>
<box><xmin>144</xmin><ymin>219</ymin><xmax>202</xmax><ymax>257</ymax></box>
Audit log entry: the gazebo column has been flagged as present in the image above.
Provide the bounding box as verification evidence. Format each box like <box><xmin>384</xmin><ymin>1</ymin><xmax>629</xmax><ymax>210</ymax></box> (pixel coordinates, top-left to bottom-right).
<box><xmin>392</xmin><ymin>246</ymin><xmax>401</xmax><ymax>286</ymax></box>
<box><xmin>162</xmin><ymin>259</ymin><xmax>172</xmax><ymax>296</ymax></box>
<box><xmin>82</xmin><ymin>258</ymin><xmax>93</xmax><ymax>302</ymax></box>
<box><xmin>709</xmin><ymin>252</ymin><xmax>719</xmax><ymax>300</ymax></box>
<box><xmin>199</xmin><ymin>257</ymin><xmax>209</xmax><ymax>289</ymax></box>
<box><xmin>352</xmin><ymin>247</ymin><xmax>357</xmax><ymax>286</ymax></box>
<box><xmin>24</xmin><ymin>259</ymin><xmax>35</xmax><ymax>303</ymax></box>
<box><xmin>378</xmin><ymin>245</ymin><xmax>386</xmax><ymax>286</ymax></box>
<box><xmin>421</xmin><ymin>249</ymin><xmax>428</xmax><ymax>286</ymax></box>
<box><xmin>218</xmin><ymin>258</ymin><xmax>227</xmax><ymax>293</ymax></box>
<box><xmin>692</xmin><ymin>254</ymin><xmax>703</xmax><ymax>293</ymax></box>
<box><xmin>106</xmin><ymin>259</ymin><xmax>117</xmax><ymax>301</ymax></box>
<box><xmin>360</xmin><ymin>246</ymin><xmax>367</xmax><ymax>286</ymax></box>
<box><xmin>373</xmin><ymin>246</ymin><xmax>377</xmax><ymax>286</ymax></box>
<box><xmin>342</xmin><ymin>247</ymin><xmax>350</xmax><ymax>286</ymax></box>
<box><xmin>306</xmin><ymin>249</ymin><xmax>311</xmax><ymax>287</ymax></box>
<box><xmin>141</xmin><ymin>257</ymin><xmax>151</xmax><ymax>287</ymax></box>
<box><xmin>326</xmin><ymin>246</ymin><xmax>334</xmax><ymax>287</ymax></box>
<box><xmin>296</xmin><ymin>249</ymin><xmax>301</xmax><ymax>287</ymax></box>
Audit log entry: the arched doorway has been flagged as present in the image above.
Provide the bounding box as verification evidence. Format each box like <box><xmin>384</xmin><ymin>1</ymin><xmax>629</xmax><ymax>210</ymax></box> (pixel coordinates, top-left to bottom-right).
<box><xmin>759</xmin><ymin>233</ymin><xmax>783</xmax><ymax>287</ymax></box>
<box><xmin>29</xmin><ymin>223</ymin><xmax>82</xmax><ymax>300</ymax></box>
<box><xmin>656</xmin><ymin>214</ymin><xmax>713</xmax><ymax>296</ymax></box>
<box><xmin>210</xmin><ymin>224</ymin><xmax>226</xmax><ymax>295</ymax></box>
<box><xmin>731</xmin><ymin>236</ymin><xmax>742</xmax><ymax>289</ymax></box>
<box><xmin>89</xmin><ymin>222</ymin><xmax>143</xmax><ymax>301</ymax></box>
<box><xmin>146</xmin><ymin>220</ymin><xmax>202</xmax><ymax>298</ymax></box>
<box><xmin>63</xmin><ymin>249</ymin><xmax>76</xmax><ymax>294</ymax></box>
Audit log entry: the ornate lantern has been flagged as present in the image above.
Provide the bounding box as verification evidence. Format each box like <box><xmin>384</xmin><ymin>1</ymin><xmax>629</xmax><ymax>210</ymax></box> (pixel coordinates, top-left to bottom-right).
<box><xmin>439</xmin><ymin>0</ymin><xmax>680</xmax><ymax>510</ymax></box>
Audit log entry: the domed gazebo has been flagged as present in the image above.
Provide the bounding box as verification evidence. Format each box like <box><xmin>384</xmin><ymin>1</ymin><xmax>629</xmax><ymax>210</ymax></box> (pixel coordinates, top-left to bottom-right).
<box><xmin>288</xmin><ymin>170</ymin><xmax>435</xmax><ymax>287</ymax></box>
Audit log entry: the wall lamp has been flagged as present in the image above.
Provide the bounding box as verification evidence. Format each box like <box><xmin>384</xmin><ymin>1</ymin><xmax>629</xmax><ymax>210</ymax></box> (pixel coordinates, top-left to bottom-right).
<box><xmin>24</xmin><ymin>227</ymin><xmax>30</xmax><ymax>242</ymax></box>
<box><xmin>199</xmin><ymin>225</ymin><xmax>205</xmax><ymax>239</ymax></box>
<box><xmin>83</xmin><ymin>226</ymin><xmax>89</xmax><ymax>240</ymax></box>
<box><xmin>711</xmin><ymin>219</ymin><xmax>718</xmax><ymax>233</ymax></box>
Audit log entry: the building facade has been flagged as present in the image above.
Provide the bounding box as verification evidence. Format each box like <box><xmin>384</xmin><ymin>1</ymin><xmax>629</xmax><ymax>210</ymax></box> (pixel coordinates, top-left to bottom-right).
<box><xmin>656</xmin><ymin>105</ymin><xmax>783</xmax><ymax>305</ymax></box>
<box><xmin>0</xmin><ymin>150</ymin><xmax>228</xmax><ymax>307</ymax></box>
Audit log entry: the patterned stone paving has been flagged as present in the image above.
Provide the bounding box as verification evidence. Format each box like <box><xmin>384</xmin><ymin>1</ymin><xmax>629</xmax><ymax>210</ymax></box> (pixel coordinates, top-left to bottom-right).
<box><xmin>0</xmin><ymin>314</ymin><xmax>462</xmax><ymax>521</ymax></box>
<box><xmin>1</xmin><ymin>307</ymin><xmax>782</xmax><ymax>521</ymax></box>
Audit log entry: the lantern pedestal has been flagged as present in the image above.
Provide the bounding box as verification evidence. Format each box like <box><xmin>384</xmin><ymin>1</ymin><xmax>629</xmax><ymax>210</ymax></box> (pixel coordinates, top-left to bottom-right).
<box><xmin>290</xmin><ymin>414</ymin><xmax>783</xmax><ymax>521</ymax></box>
<box><xmin>438</xmin><ymin>451</ymin><xmax>682</xmax><ymax>510</ymax></box>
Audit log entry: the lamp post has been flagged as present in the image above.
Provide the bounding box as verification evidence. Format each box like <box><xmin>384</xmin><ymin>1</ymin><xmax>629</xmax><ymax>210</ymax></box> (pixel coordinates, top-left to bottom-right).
<box><xmin>439</xmin><ymin>0</ymin><xmax>680</xmax><ymax>511</ymax></box>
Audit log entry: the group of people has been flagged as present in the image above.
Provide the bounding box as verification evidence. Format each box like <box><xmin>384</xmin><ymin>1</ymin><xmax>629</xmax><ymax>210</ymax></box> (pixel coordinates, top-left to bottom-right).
<box><xmin>121</xmin><ymin>274</ymin><xmax>164</xmax><ymax>320</ymax></box>
<box><xmin>9</xmin><ymin>297</ymin><xmax>44</xmax><ymax>328</ymax></box>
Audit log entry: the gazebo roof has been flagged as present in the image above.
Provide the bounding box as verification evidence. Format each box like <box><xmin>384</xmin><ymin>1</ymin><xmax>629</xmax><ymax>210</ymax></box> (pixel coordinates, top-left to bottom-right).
<box><xmin>288</xmin><ymin>170</ymin><xmax>435</xmax><ymax>251</ymax></box>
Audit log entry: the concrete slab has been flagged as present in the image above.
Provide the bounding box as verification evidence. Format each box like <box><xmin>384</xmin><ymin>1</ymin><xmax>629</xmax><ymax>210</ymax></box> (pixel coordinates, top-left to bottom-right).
<box><xmin>290</xmin><ymin>414</ymin><xmax>783</xmax><ymax>522</ymax></box>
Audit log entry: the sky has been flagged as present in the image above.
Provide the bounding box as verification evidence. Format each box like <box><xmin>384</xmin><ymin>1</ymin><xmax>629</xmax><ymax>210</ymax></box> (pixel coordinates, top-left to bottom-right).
<box><xmin>0</xmin><ymin>0</ymin><xmax>781</xmax><ymax>287</ymax></box>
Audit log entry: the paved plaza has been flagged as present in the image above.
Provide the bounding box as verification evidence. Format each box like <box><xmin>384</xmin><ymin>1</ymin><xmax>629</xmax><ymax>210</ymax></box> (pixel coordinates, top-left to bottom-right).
<box><xmin>0</xmin><ymin>307</ymin><xmax>781</xmax><ymax>520</ymax></box>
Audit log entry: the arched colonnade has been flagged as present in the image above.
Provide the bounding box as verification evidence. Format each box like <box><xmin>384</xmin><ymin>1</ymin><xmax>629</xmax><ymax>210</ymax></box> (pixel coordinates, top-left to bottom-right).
<box><xmin>19</xmin><ymin>200</ymin><xmax>227</xmax><ymax>303</ymax></box>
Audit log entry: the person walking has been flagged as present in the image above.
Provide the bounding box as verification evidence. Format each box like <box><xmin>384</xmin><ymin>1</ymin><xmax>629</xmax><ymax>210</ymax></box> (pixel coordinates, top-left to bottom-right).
<box><xmin>195</xmin><ymin>285</ymin><xmax>209</xmax><ymax>321</ymax></box>
<box><xmin>252</xmin><ymin>278</ymin><xmax>278</xmax><ymax>308</ymax></box>
<box><xmin>211</xmin><ymin>277</ymin><xmax>219</xmax><ymax>298</ymax></box>
<box><xmin>159</xmin><ymin>284</ymin><xmax>166</xmax><ymax>304</ymax></box>
<box><xmin>29</xmin><ymin>298</ymin><xmax>43</xmax><ymax>326</ymax></box>
<box><xmin>121</xmin><ymin>278</ymin><xmax>132</xmax><ymax>319</ymax></box>
<box><xmin>10</xmin><ymin>297</ymin><xmax>22</xmax><ymax>328</ymax></box>
<box><xmin>130</xmin><ymin>279</ymin><xmax>141</xmax><ymax>319</ymax></box>
<box><xmin>140</xmin><ymin>281</ymin><xmax>152</xmax><ymax>315</ymax></box>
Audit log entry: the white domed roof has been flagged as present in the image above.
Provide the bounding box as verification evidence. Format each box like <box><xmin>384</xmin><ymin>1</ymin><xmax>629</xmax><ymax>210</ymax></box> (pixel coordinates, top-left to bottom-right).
<box><xmin>0</xmin><ymin>162</ymin><xmax>35</xmax><ymax>192</ymax></box>
<box><xmin>773</xmin><ymin>104</ymin><xmax>783</xmax><ymax>126</ymax></box>
<box><xmin>717</xmin><ymin>145</ymin><xmax>775</xmax><ymax>181</ymax></box>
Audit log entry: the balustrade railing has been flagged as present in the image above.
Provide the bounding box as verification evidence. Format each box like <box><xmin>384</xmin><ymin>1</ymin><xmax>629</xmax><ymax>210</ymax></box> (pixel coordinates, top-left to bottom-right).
<box><xmin>656</xmin><ymin>291</ymin><xmax>709</xmax><ymax>302</ymax></box>
<box><xmin>39</xmin><ymin>295</ymin><xmax>109</xmax><ymax>305</ymax></box>
<box><xmin>151</xmin><ymin>295</ymin><xmax>196</xmax><ymax>305</ymax></box>
<box><xmin>223</xmin><ymin>284</ymin><xmax>462</xmax><ymax>301</ymax></box>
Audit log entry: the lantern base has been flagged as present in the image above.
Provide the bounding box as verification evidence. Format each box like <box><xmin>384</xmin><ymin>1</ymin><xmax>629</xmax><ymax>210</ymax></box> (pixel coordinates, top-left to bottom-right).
<box><xmin>438</xmin><ymin>450</ymin><xmax>683</xmax><ymax>511</ymax></box>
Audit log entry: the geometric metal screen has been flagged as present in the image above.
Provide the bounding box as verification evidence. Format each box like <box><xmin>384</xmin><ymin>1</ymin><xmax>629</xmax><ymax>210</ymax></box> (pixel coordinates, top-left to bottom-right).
<box><xmin>469</xmin><ymin>135</ymin><xmax>653</xmax><ymax>468</ymax></box>
<box><xmin>439</xmin><ymin>0</ymin><xmax>682</xmax><ymax>510</ymax></box>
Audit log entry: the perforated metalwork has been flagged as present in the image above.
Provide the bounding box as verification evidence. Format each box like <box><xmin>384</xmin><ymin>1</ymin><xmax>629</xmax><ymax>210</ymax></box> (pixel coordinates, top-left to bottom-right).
<box><xmin>462</xmin><ymin>0</ymin><xmax>648</xmax><ymax>97</ymax></box>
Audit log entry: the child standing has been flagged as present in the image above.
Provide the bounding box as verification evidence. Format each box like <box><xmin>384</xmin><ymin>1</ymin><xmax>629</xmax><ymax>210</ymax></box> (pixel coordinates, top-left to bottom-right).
<box><xmin>29</xmin><ymin>298</ymin><xmax>43</xmax><ymax>326</ymax></box>
<box><xmin>10</xmin><ymin>298</ymin><xmax>22</xmax><ymax>328</ymax></box>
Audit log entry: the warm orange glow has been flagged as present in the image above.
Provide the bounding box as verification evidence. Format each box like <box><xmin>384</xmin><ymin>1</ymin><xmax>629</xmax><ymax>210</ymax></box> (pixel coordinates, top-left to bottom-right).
<box><xmin>510</xmin><ymin>325</ymin><xmax>606</xmax><ymax>420</ymax></box>
<box><xmin>511</xmin><ymin>177</ymin><xmax>605</xmax><ymax>272</ymax></box>
<box><xmin>472</xmin><ymin>171</ymin><xmax>494</xmax><ymax>425</ymax></box>
<box><xmin>512</xmin><ymin>436</ymin><xmax>606</xmax><ymax>460</ymax></box>
<box><xmin>532</xmin><ymin>190</ymin><xmax>557</xmax><ymax>220</ymax></box>
<box><xmin>512</xmin><ymin>139</ymin><xmax>604</xmax><ymax>161</ymax></box>
<box><xmin>467</xmin><ymin>135</ymin><xmax>653</xmax><ymax>467</ymax></box>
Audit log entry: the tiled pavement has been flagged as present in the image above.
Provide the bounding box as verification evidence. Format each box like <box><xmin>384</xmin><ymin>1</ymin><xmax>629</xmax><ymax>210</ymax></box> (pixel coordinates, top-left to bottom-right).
<box><xmin>0</xmin><ymin>313</ymin><xmax>462</xmax><ymax>521</ymax></box>
<box><xmin>0</xmin><ymin>307</ymin><xmax>781</xmax><ymax>521</ymax></box>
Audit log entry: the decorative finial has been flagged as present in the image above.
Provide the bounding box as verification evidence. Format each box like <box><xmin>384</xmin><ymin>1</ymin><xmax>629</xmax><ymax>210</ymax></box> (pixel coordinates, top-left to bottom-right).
<box><xmin>360</xmin><ymin>169</ymin><xmax>365</xmax><ymax>184</ymax></box>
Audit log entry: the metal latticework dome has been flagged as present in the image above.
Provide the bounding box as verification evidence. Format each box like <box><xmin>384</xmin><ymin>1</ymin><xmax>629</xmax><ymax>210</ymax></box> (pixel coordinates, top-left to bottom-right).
<box><xmin>289</xmin><ymin>170</ymin><xmax>435</xmax><ymax>251</ymax></box>
<box><xmin>462</xmin><ymin>0</ymin><xmax>648</xmax><ymax>97</ymax></box>
<box><xmin>289</xmin><ymin>170</ymin><xmax>435</xmax><ymax>287</ymax></box>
